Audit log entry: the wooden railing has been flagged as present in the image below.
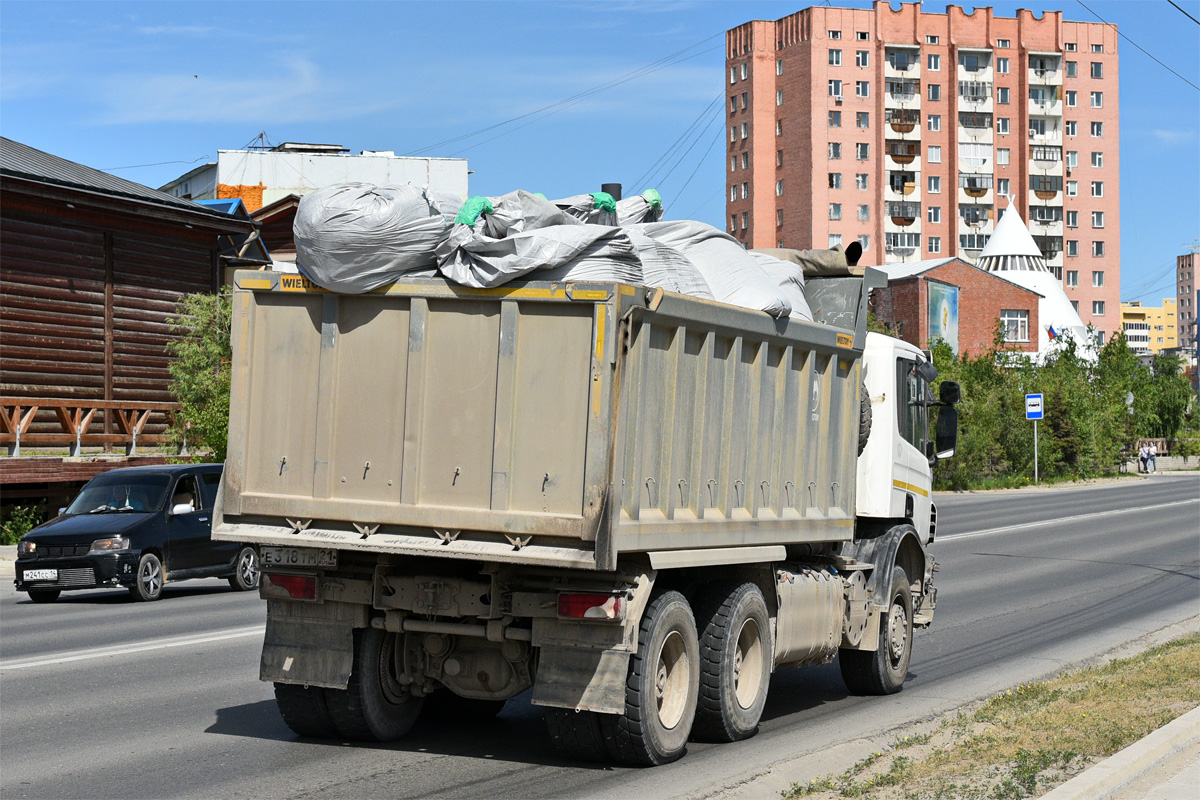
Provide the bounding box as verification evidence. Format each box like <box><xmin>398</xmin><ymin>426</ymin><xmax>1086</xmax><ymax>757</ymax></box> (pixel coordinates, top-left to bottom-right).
<box><xmin>0</xmin><ymin>398</ymin><xmax>179</xmax><ymax>456</ymax></box>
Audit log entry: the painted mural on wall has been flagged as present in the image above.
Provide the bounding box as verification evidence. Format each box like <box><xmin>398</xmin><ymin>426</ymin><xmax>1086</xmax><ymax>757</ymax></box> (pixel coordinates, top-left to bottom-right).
<box><xmin>928</xmin><ymin>283</ymin><xmax>959</xmax><ymax>354</ymax></box>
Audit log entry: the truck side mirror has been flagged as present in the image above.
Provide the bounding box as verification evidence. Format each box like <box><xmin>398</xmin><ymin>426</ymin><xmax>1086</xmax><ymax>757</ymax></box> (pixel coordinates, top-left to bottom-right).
<box><xmin>939</xmin><ymin>381</ymin><xmax>961</xmax><ymax>405</ymax></box>
<box><xmin>935</xmin><ymin>406</ymin><xmax>958</xmax><ymax>459</ymax></box>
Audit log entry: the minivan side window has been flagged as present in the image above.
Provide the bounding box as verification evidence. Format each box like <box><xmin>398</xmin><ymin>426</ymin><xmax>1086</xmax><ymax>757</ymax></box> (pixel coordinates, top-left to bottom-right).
<box><xmin>200</xmin><ymin>473</ymin><xmax>221</xmax><ymax>509</ymax></box>
<box><xmin>896</xmin><ymin>358</ymin><xmax>929</xmax><ymax>451</ymax></box>
<box><xmin>172</xmin><ymin>476</ymin><xmax>202</xmax><ymax>511</ymax></box>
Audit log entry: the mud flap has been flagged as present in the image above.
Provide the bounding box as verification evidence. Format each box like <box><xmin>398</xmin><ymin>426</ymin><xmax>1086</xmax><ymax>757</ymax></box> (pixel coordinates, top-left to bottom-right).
<box><xmin>531</xmin><ymin>646</ymin><xmax>629</xmax><ymax>714</ymax></box>
<box><xmin>260</xmin><ymin>599</ymin><xmax>365</xmax><ymax>689</ymax></box>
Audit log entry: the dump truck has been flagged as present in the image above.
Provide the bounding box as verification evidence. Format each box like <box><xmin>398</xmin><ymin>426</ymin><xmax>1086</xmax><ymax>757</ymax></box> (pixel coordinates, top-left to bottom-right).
<box><xmin>214</xmin><ymin>266</ymin><xmax>959</xmax><ymax>765</ymax></box>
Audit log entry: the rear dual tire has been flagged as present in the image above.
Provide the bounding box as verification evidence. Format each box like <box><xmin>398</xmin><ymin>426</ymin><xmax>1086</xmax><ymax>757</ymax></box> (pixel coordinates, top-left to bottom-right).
<box><xmin>691</xmin><ymin>582</ymin><xmax>771</xmax><ymax>742</ymax></box>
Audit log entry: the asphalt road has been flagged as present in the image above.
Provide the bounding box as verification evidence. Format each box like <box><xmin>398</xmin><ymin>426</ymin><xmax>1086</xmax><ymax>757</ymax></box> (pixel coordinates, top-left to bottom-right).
<box><xmin>1</xmin><ymin>476</ymin><xmax>1196</xmax><ymax>800</ymax></box>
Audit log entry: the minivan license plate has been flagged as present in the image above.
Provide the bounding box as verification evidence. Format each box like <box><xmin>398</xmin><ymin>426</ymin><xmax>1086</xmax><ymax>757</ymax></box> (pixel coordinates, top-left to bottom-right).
<box><xmin>260</xmin><ymin>547</ymin><xmax>336</xmax><ymax>569</ymax></box>
<box><xmin>24</xmin><ymin>568</ymin><xmax>58</xmax><ymax>581</ymax></box>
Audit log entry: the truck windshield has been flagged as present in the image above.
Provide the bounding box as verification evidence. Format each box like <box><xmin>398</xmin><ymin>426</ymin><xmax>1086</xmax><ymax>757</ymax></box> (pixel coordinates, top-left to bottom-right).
<box><xmin>66</xmin><ymin>474</ymin><xmax>171</xmax><ymax>515</ymax></box>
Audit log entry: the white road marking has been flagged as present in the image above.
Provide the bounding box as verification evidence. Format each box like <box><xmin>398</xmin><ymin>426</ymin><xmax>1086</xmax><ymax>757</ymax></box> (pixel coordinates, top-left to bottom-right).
<box><xmin>0</xmin><ymin>625</ymin><xmax>265</xmax><ymax>671</ymax></box>
<box><xmin>939</xmin><ymin>498</ymin><xmax>1200</xmax><ymax>542</ymax></box>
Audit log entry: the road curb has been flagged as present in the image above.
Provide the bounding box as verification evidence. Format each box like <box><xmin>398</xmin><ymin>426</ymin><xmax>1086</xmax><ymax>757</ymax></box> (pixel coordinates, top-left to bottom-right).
<box><xmin>1039</xmin><ymin>704</ymin><xmax>1200</xmax><ymax>800</ymax></box>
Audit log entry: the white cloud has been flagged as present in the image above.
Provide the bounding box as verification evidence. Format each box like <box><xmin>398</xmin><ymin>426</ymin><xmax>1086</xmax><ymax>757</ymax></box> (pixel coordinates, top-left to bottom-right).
<box><xmin>136</xmin><ymin>25</ymin><xmax>216</xmax><ymax>36</ymax></box>
<box><xmin>1151</xmin><ymin>129</ymin><xmax>1197</xmax><ymax>146</ymax></box>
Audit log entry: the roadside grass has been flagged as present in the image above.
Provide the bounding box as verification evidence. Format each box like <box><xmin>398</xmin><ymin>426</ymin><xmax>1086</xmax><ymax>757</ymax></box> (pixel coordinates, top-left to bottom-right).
<box><xmin>783</xmin><ymin>633</ymin><xmax>1200</xmax><ymax>800</ymax></box>
<box><xmin>936</xmin><ymin>471</ymin><xmax>1143</xmax><ymax>492</ymax></box>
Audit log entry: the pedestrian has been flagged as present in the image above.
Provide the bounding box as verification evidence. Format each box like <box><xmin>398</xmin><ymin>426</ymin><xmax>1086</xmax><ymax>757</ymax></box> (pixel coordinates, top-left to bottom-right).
<box><xmin>1138</xmin><ymin>442</ymin><xmax>1148</xmax><ymax>474</ymax></box>
<box><xmin>1149</xmin><ymin>442</ymin><xmax>1158</xmax><ymax>473</ymax></box>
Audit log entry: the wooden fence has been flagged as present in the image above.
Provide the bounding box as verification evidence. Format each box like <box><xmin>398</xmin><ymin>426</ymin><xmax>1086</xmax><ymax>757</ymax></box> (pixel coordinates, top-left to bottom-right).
<box><xmin>0</xmin><ymin>398</ymin><xmax>179</xmax><ymax>456</ymax></box>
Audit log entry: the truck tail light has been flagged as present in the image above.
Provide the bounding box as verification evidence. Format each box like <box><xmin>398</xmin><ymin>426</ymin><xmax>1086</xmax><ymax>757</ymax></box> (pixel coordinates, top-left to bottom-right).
<box><xmin>558</xmin><ymin>593</ymin><xmax>624</xmax><ymax>621</ymax></box>
<box><xmin>262</xmin><ymin>572</ymin><xmax>317</xmax><ymax>600</ymax></box>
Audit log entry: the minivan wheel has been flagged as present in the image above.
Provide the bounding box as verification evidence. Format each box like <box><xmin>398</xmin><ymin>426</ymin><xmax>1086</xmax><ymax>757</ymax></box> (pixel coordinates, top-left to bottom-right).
<box><xmin>228</xmin><ymin>547</ymin><xmax>259</xmax><ymax>591</ymax></box>
<box><xmin>129</xmin><ymin>552</ymin><xmax>164</xmax><ymax>601</ymax></box>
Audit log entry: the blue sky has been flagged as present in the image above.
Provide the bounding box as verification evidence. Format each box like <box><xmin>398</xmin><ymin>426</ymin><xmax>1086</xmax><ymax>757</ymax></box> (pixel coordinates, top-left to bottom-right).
<box><xmin>1</xmin><ymin>0</ymin><xmax>1196</xmax><ymax>303</ymax></box>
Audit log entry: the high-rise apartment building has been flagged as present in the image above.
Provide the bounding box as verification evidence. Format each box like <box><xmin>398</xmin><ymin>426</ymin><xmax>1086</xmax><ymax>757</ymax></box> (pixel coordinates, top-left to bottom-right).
<box><xmin>1120</xmin><ymin>300</ymin><xmax>1178</xmax><ymax>355</ymax></box>
<box><xmin>1178</xmin><ymin>250</ymin><xmax>1197</xmax><ymax>349</ymax></box>
<box><xmin>726</xmin><ymin>1</ymin><xmax>1120</xmax><ymax>337</ymax></box>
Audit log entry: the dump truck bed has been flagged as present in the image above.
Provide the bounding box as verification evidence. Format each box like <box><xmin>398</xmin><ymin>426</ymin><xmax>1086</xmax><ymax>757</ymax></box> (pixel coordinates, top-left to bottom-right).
<box><xmin>214</xmin><ymin>270</ymin><xmax>879</xmax><ymax>571</ymax></box>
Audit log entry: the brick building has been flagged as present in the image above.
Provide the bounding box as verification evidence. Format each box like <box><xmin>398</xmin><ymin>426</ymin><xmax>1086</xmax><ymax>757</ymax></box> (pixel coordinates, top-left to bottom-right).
<box><xmin>725</xmin><ymin>1</ymin><xmax>1120</xmax><ymax>339</ymax></box>
<box><xmin>872</xmin><ymin>257</ymin><xmax>1040</xmax><ymax>355</ymax></box>
<box><xmin>1178</xmin><ymin>250</ymin><xmax>1197</xmax><ymax>349</ymax></box>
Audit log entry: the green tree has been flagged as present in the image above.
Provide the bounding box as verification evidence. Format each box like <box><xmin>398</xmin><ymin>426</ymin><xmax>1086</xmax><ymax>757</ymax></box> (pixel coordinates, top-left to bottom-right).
<box><xmin>166</xmin><ymin>289</ymin><xmax>232</xmax><ymax>461</ymax></box>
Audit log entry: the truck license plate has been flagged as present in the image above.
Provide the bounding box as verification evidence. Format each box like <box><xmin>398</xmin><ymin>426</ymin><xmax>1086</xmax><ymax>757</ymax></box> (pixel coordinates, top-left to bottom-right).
<box><xmin>260</xmin><ymin>547</ymin><xmax>337</xmax><ymax>569</ymax></box>
<box><xmin>24</xmin><ymin>569</ymin><xmax>58</xmax><ymax>581</ymax></box>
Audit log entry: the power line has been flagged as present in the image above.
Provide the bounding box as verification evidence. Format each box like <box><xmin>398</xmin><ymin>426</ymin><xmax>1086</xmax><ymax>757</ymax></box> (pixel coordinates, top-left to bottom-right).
<box><xmin>631</xmin><ymin>95</ymin><xmax>722</xmax><ymax>193</ymax></box>
<box><xmin>671</xmin><ymin>127</ymin><xmax>723</xmax><ymax>201</ymax></box>
<box><xmin>1076</xmin><ymin>0</ymin><xmax>1199</xmax><ymax>91</ymax></box>
<box><xmin>650</xmin><ymin>102</ymin><xmax>724</xmax><ymax>193</ymax></box>
<box><xmin>102</xmin><ymin>155</ymin><xmax>210</xmax><ymax>171</ymax></box>
<box><xmin>1167</xmin><ymin>0</ymin><xmax>1200</xmax><ymax>26</ymax></box>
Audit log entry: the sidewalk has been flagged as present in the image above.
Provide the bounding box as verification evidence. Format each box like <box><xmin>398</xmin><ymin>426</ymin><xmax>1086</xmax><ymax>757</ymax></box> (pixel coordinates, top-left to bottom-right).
<box><xmin>1040</xmin><ymin>704</ymin><xmax>1200</xmax><ymax>800</ymax></box>
<box><xmin>0</xmin><ymin>544</ymin><xmax>15</xmax><ymax>577</ymax></box>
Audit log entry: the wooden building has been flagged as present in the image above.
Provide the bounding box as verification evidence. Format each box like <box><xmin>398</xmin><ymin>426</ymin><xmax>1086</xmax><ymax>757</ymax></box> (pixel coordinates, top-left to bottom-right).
<box><xmin>0</xmin><ymin>137</ymin><xmax>259</xmax><ymax>503</ymax></box>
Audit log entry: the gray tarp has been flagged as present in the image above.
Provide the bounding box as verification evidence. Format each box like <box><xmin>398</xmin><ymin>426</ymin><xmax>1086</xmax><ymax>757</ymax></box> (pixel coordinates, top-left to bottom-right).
<box><xmin>749</xmin><ymin>251</ymin><xmax>814</xmax><ymax>321</ymax></box>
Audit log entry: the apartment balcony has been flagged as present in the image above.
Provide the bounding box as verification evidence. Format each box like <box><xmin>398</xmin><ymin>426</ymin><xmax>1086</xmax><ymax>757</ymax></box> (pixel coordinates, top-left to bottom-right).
<box><xmin>885</xmin><ymin>140</ymin><xmax>921</xmax><ymax>166</ymax></box>
<box><xmin>886</xmin><ymin>108</ymin><xmax>921</xmax><ymax>134</ymax></box>
<box><xmin>884</xmin><ymin>46</ymin><xmax>921</xmax><ymax>80</ymax></box>
<box><xmin>887</xmin><ymin>172</ymin><xmax>919</xmax><ymax>197</ymax></box>
<box><xmin>1028</xmin><ymin>116</ymin><xmax>1062</xmax><ymax>143</ymax></box>
<box><xmin>1029</xmin><ymin>54</ymin><xmax>1063</xmax><ymax>84</ymax></box>
<box><xmin>886</xmin><ymin>201</ymin><xmax>921</xmax><ymax>226</ymax></box>
<box><xmin>957</xmin><ymin>80</ymin><xmax>994</xmax><ymax>109</ymax></box>
<box><xmin>1033</xmin><ymin>235</ymin><xmax>1064</xmax><ymax>261</ymax></box>
<box><xmin>885</xmin><ymin>79</ymin><xmax>921</xmax><ymax>106</ymax></box>
<box><xmin>1029</xmin><ymin>175</ymin><xmax>1063</xmax><ymax>201</ymax></box>
<box><xmin>959</xmin><ymin>172</ymin><xmax>993</xmax><ymax>199</ymax></box>
<box><xmin>1031</xmin><ymin>144</ymin><xmax>1063</xmax><ymax>168</ymax></box>
<box><xmin>1028</xmin><ymin>86</ymin><xmax>1062</xmax><ymax>115</ymax></box>
<box><xmin>958</xmin><ymin>205</ymin><xmax>994</xmax><ymax>231</ymax></box>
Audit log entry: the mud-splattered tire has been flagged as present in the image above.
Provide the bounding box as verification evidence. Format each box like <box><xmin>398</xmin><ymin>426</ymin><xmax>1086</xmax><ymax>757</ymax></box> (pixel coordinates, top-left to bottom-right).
<box><xmin>324</xmin><ymin>627</ymin><xmax>424</xmax><ymax>741</ymax></box>
<box><xmin>598</xmin><ymin>590</ymin><xmax>699</xmax><ymax>765</ymax></box>
<box><xmin>839</xmin><ymin>567</ymin><xmax>912</xmax><ymax>695</ymax></box>
<box><xmin>691</xmin><ymin>582</ymin><xmax>771</xmax><ymax>742</ymax></box>
<box><xmin>274</xmin><ymin>683</ymin><xmax>337</xmax><ymax>738</ymax></box>
<box><xmin>545</xmin><ymin>707</ymin><xmax>611</xmax><ymax>762</ymax></box>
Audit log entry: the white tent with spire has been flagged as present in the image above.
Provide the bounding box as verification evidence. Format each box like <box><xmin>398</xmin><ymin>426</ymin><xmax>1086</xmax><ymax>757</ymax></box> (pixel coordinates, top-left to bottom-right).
<box><xmin>977</xmin><ymin>198</ymin><xmax>1093</xmax><ymax>360</ymax></box>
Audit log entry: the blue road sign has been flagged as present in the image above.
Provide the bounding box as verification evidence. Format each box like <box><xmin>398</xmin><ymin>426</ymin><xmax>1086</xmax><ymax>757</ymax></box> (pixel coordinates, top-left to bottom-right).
<box><xmin>1026</xmin><ymin>393</ymin><xmax>1044</xmax><ymax>420</ymax></box>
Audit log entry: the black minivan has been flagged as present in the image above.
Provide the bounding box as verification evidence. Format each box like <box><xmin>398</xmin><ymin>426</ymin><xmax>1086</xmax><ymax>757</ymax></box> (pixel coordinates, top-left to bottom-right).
<box><xmin>14</xmin><ymin>464</ymin><xmax>258</xmax><ymax>603</ymax></box>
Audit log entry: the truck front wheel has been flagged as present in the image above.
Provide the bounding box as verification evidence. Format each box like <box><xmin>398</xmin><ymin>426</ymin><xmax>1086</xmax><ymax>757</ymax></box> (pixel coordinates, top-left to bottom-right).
<box><xmin>600</xmin><ymin>590</ymin><xmax>700</xmax><ymax>765</ymax></box>
<box><xmin>691</xmin><ymin>582</ymin><xmax>771</xmax><ymax>742</ymax></box>
<box><xmin>839</xmin><ymin>566</ymin><xmax>913</xmax><ymax>695</ymax></box>
<box><xmin>324</xmin><ymin>627</ymin><xmax>424</xmax><ymax>741</ymax></box>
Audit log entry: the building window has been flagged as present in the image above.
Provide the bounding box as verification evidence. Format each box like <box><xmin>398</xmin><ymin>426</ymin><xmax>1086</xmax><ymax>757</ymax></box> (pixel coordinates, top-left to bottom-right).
<box><xmin>1092</xmin><ymin>241</ymin><xmax>1105</xmax><ymax>257</ymax></box>
<box><xmin>997</xmin><ymin>57</ymin><xmax>1010</xmax><ymax>74</ymax></box>
<box><xmin>1091</xmin><ymin>91</ymin><xmax>1103</xmax><ymax>108</ymax></box>
<box><xmin>829</xmin><ymin>49</ymin><xmax>843</xmax><ymax>66</ymax></box>
<box><xmin>1001</xmin><ymin>309</ymin><xmax>1029</xmax><ymax>342</ymax></box>
<box><xmin>858</xmin><ymin>204</ymin><xmax>870</xmax><ymax>221</ymax></box>
<box><xmin>856</xmin><ymin>143</ymin><xmax>870</xmax><ymax>159</ymax></box>
<box><xmin>929</xmin><ymin>175</ymin><xmax>941</xmax><ymax>193</ymax></box>
<box><xmin>928</xmin><ymin>145</ymin><xmax>942</xmax><ymax>163</ymax></box>
<box><xmin>741</xmin><ymin>122</ymin><xmax>748</xmax><ymax>139</ymax></box>
<box><xmin>742</xmin><ymin>211</ymin><xmax>748</xmax><ymax>228</ymax></box>
<box><xmin>928</xmin><ymin>84</ymin><xmax>941</xmax><ymax>101</ymax></box>
<box><xmin>776</xmin><ymin>89</ymin><xmax>783</xmax><ymax>106</ymax></box>
<box><xmin>886</xmin><ymin>232</ymin><xmax>922</xmax><ymax>249</ymax></box>
<box><xmin>993</xmin><ymin>178</ymin><xmax>1007</xmax><ymax>196</ymax></box>
<box><xmin>730</xmin><ymin>96</ymin><xmax>738</xmax><ymax>113</ymax></box>
<box><xmin>926</xmin><ymin>34</ymin><xmax>940</xmax><ymax>44</ymax></box>
<box><xmin>857</xmin><ymin>111</ymin><xmax>869</xmax><ymax>128</ymax></box>
<box><xmin>928</xmin><ymin>114</ymin><xmax>941</xmax><ymax>131</ymax></box>
<box><xmin>857</xmin><ymin>30</ymin><xmax>869</xmax><ymax>41</ymax></box>
<box><xmin>777</xmin><ymin>209</ymin><xmax>783</xmax><ymax>227</ymax></box>
<box><xmin>829</xmin><ymin>234</ymin><xmax>843</xmax><ymax>248</ymax></box>
<box><xmin>730</xmin><ymin>156</ymin><xmax>737</xmax><ymax>172</ymax></box>
<box><xmin>730</xmin><ymin>126</ymin><xmax>737</xmax><ymax>143</ymax></box>
<box><xmin>830</xmin><ymin>203</ymin><xmax>842</xmax><ymax>220</ymax></box>
<box><xmin>776</xmin><ymin>120</ymin><xmax>782</xmax><ymax>136</ymax></box>
<box><xmin>1067</xmin><ymin>180</ymin><xmax>1078</xmax><ymax>197</ymax></box>
<box><xmin>742</xmin><ymin>182</ymin><xmax>749</xmax><ymax>199</ymax></box>
<box><xmin>1093</xmin><ymin>270</ymin><xmax>1105</xmax><ymax>287</ymax></box>
<box><xmin>1091</xmin><ymin>43</ymin><xmax>1103</xmax><ymax>53</ymax></box>
<box><xmin>742</xmin><ymin>92</ymin><xmax>749</xmax><ymax>109</ymax></box>
<box><xmin>1091</xmin><ymin>61</ymin><xmax>1103</xmax><ymax>78</ymax></box>
<box><xmin>1066</xmin><ymin>90</ymin><xmax>1077</xmax><ymax>107</ymax></box>
<box><xmin>1067</xmin><ymin>240</ymin><xmax>1078</xmax><ymax>257</ymax></box>
<box><xmin>1067</xmin><ymin>210</ymin><xmax>1079</xmax><ymax>228</ymax></box>
<box><xmin>1092</xmin><ymin>181</ymin><xmax>1104</xmax><ymax>198</ymax></box>
<box><xmin>858</xmin><ymin>234</ymin><xmax>870</xmax><ymax>249</ymax></box>
<box><xmin>1066</xmin><ymin>60</ymin><xmax>1077</xmax><ymax>77</ymax></box>
<box><xmin>997</xmin><ymin>147</ymin><xmax>1010</xmax><ymax>165</ymax></box>
<box><xmin>829</xmin><ymin>172</ymin><xmax>842</xmax><ymax>189</ymax></box>
<box><xmin>856</xmin><ymin>50</ymin><xmax>870</xmax><ymax>67</ymax></box>
<box><xmin>856</xmin><ymin>174</ymin><xmax>868</xmax><ymax>190</ymax></box>
<box><xmin>1092</xmin><ymin>211</ymin><xmax>1105</xmax><ymax>227</ymax></box>
<box><xmin>856</xmin><ymin>81</ymin><xmax>870</xmax><ymax>98</ymax></box>
<box><xmin>960</xmin><ymin>54</ymin><xmax>983</xmax><ymax>72</ymax></box>
<box><xmin>1067</xmin><ymin>270</ymin><xmax>1079</xmax><ymax>286</ymax></box>
<box><xmin>776</xmin><ymin>59</ymin><xmax>783</xmax><ymax>75</ymax></box>
<box><xmin>959</xmin><ymin>233</ymin><xmax>989</xmax><ymax>250</ymax></box>
<box><xmin>829</xmin><ymin>80</ymin><xmax>843</xmax><ymax>97</ymax></box>
<box><xmin>1091</xmin><ymin>121</ymin><xmax>1104</xmax><ymax>137</ymax></box>
<box><xmin>729</xmin><ymin>185</ymin><xmax>737</xmax><ymax>201</ymax></box>
<box><xmin>928</xmin><ymin>53</ymin><xmax>940</xmax><ymax>71</ymax></box>
<box><xmin>741</xmin><ymin>63</ymin><xmax>749</xmax><ymax>79</ymax></box>
<box><xmin>776</xmin><ymin>180</ymin><xmax>784</xmax><ymax>196</ymax></box>
<box><xmin>1091</xmin><ymin>151</ymin><xmax>1104</xmax><ymax>167</ymax></box>
<box><xmin>829</xmin><ymin>142</ymin><xmax>842</xmax><ymax>159</ymax></box>
<box><xmin>1093</xmin><ymin>300</ymin><xmax>1105</xmax><ymax>315</ymax></box>
<box><xmin>928</xmin><ymin>206</ymin><xmax>941</xmax><ymax>223</ymax></box>
<box><xmin>929</xmin><ymin>236</ymin><xmax>941</xmax><ymax>254</ymax></box>
<box><xmin>776</xmin><ymin>150</ymin><xmax>783</xmax><ymax>166</ymax></box>
<box><xmin>1066</xmin><ymin>150</ymin><xmax>1078</xmax><ymax>168</ymax></box>
<box><xmin>998</xmin><ymin>87</ymin><xmax>1010</xmax><ymax>104</ymax></box>
<box><xmin>828</xmin><ymin>30</ymin><xmax>842</xmax><ymax>40</ymax></box>
<box><xmin>997</xmin><ymin>117</ymin><xmax>1010</xmax><ymax>134</ymax></box>
<box><xmin>996</xmin><ymin>38</ymin><xmax>1011</xmax><ymax>48</ymax></box>
<box><xmin>1065</xmin><ymin>120</ymin><xmax>1077</xmax><ymax>136</ymax></box>
<box><xmin>730</xmin><ymin>67</ymin><xmax>737</xmax><ymax>84</ymax></box>
<box><xmin>730</xmin><ymin>215</ymin><xmax>738</xmax><ymax>231</ymax></box>
<box><xmin>960</xmin><ymin>142</ymin><xmax>991</xmax><ymax>168</ymax></box>
<box><xmin>1065</xmin><ymin>42</ymin><xmax>1078</xmax><ymax>52</ymax></box>
<box><xmin>742</xmin><ymin>152</ymin><xmax>749</xmax><ymax>168</ymax></box>
<box><xmin>829</xmin><ymin>110</ymin><xmax>842</xmax><ymax>127</ymax></box>
<box><xmin>1071</xmin><ymin>300</ymin><xmax>1079</xmax><ymax>311</ymax></box>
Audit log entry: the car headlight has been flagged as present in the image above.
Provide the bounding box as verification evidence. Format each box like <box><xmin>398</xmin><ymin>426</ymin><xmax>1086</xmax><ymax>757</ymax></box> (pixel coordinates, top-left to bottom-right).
<box><xmin>89</xmin><ymin>537</ymin><xmax>130</xmax><ymax>553</ymax></box>
<box><xmin>18</xmin><ymin>540</ymin><xmax>36</xmax><ymax>558</ymax></box>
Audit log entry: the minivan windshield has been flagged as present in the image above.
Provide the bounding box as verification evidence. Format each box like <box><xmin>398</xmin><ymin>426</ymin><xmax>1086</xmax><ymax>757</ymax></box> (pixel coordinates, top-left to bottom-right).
<box><xmin>66</xmin><ymin>474</ymin><xmax>171</xmax><ymax>515</ymax></box>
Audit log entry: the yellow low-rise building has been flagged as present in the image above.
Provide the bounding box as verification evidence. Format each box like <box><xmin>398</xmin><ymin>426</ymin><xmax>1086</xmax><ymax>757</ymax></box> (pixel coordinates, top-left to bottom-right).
<box><xmin>1121</xmin><ymin>299</ymin><xmax>1178</xmax><ymax>354</ymax></box>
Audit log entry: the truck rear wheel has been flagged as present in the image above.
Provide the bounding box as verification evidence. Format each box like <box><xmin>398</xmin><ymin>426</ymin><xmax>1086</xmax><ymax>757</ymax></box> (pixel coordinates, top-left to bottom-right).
<box><xmin>599</xmin><ymin>590</ymin><xmax>699</xmax><ymax>765</ymax></box>
<box><xmin>274</xmin><ymin>683</ymin><xmax>337</xmax><ymax>738</ymax></box>
<box><xmin>691</xmin><ymin>582</ymin><xmax>771</xmax><ymax>742</ymax></box>
<box><xmin>839</xmin><ymin>567</ymin><xmax>912</xmax><ymax>695</ymax></box>
<box><xmin>324</xmin><ymin>627</ymin><xmax>424</xmax><ymax>741</ymax></box>
<box><xmin>545</xmin><ymin>707</ymin><xmax>610</xmax><ymax>762</ymax></box>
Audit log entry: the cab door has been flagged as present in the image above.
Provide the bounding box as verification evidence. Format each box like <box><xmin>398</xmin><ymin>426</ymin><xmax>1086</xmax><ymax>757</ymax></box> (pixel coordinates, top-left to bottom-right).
<box><xmin>894</xmin><ymin>357</ymin><xmax>933</xmax><ymax>531</ymax></box>
<box><xmin>165</xmin><ymin>474</ymin><xmax>210</xmax><ymax>572</ymax></box>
